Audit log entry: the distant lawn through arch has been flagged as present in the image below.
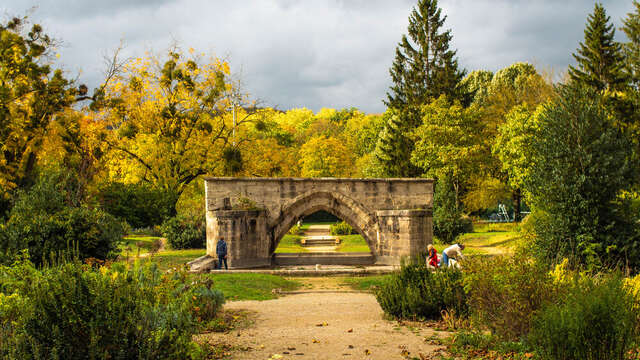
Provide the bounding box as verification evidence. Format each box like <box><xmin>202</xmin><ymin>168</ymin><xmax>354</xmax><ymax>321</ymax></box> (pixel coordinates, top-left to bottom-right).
<box><xmin>274</xmin><ymin>220</ymin><xmax>371</xmax><ymax>253</ymax></box>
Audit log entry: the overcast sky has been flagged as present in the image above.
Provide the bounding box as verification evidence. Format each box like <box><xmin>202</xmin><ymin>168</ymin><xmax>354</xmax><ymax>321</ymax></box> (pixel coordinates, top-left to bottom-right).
<box><xmin>2</xmin><ymin>0</ymin><xmax>635</xmax><ymax>113</ymax></box>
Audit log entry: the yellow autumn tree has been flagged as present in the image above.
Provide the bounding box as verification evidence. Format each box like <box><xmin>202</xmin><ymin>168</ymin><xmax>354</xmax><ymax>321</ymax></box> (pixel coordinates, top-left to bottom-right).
<box><xmin>298</xmin><ymin>136</ymin><xmax>353</xmax><ymax>177</ymax></box>
<box><xmin>241</xmin><ymin>138</ymin><xmax>299</xmax><ymax>177</ymax></box>
<box><xmin>97</xmin><ymin>49</ymin><xmax>249</xmax><ymax>212</ymax></box>
<box><xmin>0</xmin><ymin>18</ymin><xmax>77</xmax><ymax>211</ymax></box>
<box><xmin>38</xmin><ymin>109</ymin><xmax>109</xmax><ymax>203</ymax></box>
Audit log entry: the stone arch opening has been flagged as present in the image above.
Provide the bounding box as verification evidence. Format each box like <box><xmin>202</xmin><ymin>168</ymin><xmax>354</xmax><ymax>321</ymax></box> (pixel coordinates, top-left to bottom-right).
<box><xmin>270</xmin><ymin>191</ymin><xmax>379</xmax><ymax>256</ymax></box>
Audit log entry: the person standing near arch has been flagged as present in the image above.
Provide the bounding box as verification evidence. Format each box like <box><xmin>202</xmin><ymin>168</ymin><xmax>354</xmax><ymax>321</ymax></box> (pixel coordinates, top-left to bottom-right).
<box><xmin>216</xmin><ymin>237</ymin><xmax>228</xmax><ymax>270</ymax></box>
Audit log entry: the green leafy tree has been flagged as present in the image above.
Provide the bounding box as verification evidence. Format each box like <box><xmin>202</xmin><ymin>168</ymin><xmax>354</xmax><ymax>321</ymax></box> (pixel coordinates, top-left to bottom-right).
<box><xmin>569</xmin><ymin>3</ymin><xmax>628</xmax><ymax>92</ymax></box>
<box><xmin>433</xmin><ymin>173</ymin><xmax>470</xmax><ymax>244</ymax></box>
<box><xmin>472</xmin><ymin>63</ymin><xmax>553</xmax><ymax>220</ymax></box>
<box><xmin>98</xmin><ymin>182</ymin><xmax>176</xmax><ymax>228</ymax></box>
<box><xmin>459</xmin><ymin>70</ymin><xmax>493</xmax><ymax>106</ymax></box>
<box><xmin>525</xmin><ymin>83</ymin><xmax>638</xmax><ymax>270</ymax></box>
<box><xmin>411</xmin><ymin>96</ymin><xmax>485</xmax><ymax>202</ymax></box>
<box><xmin>1</xmin><ymin>172</ymin><xmax>123</xmax><ymax>266</ymax></box>
<box><xmin>377</xmin><ymin>0</ymin><xmax>465</xmax><ymax>177</ymax></box>
<box><xmin>493</xmin><ymin>105</ymin><xmax>540</xmax><ymax>200</ymax></box>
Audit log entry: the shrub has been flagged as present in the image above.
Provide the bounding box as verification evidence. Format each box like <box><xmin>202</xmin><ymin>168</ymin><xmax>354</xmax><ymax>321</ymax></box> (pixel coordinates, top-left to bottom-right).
<box><xmin>1</xmin><ymin>176</ymin><xmax>123</xmax><ymax>266</ymax></box>
<box><xmin>288</xmin><ymin>224</ymin><xmax>304</xmax><ymax>235</ymax></box>
<box><xmin>0</xmin><ymin>260</ymin><xmax>207</xmax><ymax>359</ymax></box>
<box><xmin>161</xmin><ymin>215</ymin><xmax>206</xmax><ymax>249</ymax></box>
<box><xmin>529</xmin><ymin>274</ymin><xmax>638</xmax><ymax>360</ymax></box>
<box><xmin>460</xmin><ymin>215</ymin><xmax>474</xmax><ymax>233</ymax></box>
<box><xmin>131</xmin><ymin>225</ymin><xmax>163</xmax><ymax>237</ymax></box>
<box><xmin>330</xmin><ymin>221</ymin><xmax>353</xmax><ymax>235</ymax></box>
<box><xmin>187</xmin><ymin>283</ymin><xmax>225</xmax><ymax>322</ymax></box>
<box><xmin>449</xmin><ymin>331</ymin><xmax>531</xmax><ymax>357</ymax></box>
<box><xmin>99</xmin><ymin>182</ymin><xmax>177</xmax><ymax>229</ymax></box>
<box><xmin>626</xmin><ymin>273</ymin><xmax>640</xmax><ymax>308</ymax></box>
<box><xmin>376</xmin><ymin>263</ymin><xmax>467</xmax><ymax>320</ymax></box>
<box><xmin>627</xmin><ymin>274</ymin><xmax>640</xmax><ymax>333</ymax></box>
<box><xmin>463</xmin><ymin>251</ymin><xmax>555</xmax><ymax>342</ymax></box>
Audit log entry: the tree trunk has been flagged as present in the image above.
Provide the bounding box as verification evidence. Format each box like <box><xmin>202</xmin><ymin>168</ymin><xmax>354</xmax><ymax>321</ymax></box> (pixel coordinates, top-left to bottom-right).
<box><xmin>513</xmin><ymin>188</ymin><xmax>522</xmax><ymax>222</ymax></box>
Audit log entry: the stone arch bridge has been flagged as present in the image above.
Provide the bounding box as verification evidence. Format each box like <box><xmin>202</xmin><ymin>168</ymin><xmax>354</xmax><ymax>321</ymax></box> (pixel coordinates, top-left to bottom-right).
<box><xmin>204</xmin><ymin>177</ymin><xmax>433</xmax><ymax>268</ymax></box>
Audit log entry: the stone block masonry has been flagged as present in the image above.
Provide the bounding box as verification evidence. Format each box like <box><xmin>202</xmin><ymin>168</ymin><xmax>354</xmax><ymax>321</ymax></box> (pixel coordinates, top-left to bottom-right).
<box><xmin>204</xmin><ymin>177</ymin><xmax>433</xmax><ymax>268</ymax></box>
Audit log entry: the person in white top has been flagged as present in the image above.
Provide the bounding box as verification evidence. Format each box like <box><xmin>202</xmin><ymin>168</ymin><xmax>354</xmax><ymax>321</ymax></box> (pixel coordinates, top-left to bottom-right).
<box><xmin>442</xmin><ymin>244</ymin><xmax>465</xmax><ymax>267</ymax></box>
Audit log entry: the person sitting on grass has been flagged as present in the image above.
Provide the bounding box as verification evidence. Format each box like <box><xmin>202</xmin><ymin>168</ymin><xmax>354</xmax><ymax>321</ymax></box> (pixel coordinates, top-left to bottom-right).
<box><xmin>427</xmin><ymin>244</ymin><xmax>439</xmax><ymax>269</ymax></box>
<box><xmin>442</xmin><ymin>243</ymin><xmax>464</xmax><ymax>268</ymax></box>
<box><xmin>216</xmin><ymin>237</ymin><xmax>228</xmax><ymax>270</ymax></box>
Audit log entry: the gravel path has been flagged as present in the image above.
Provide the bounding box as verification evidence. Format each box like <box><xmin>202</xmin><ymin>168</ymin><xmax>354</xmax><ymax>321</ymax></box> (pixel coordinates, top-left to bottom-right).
<box><xmin>204</xmin><ymin>291</ymin><xmax>443</xmax><ymax>359</ymax></box>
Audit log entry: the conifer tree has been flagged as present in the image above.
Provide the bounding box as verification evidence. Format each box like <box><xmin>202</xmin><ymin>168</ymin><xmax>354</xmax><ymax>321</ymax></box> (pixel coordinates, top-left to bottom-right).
<box><xmin>569</xmin><ymin>3</ymin><xmax>628</xmax><ymax>92</ymax></box>
<box><xmin>385</xmin><ymin>0</ymin><xmax>465</xmax><ymax>108</ymax></box>
<box><xmin>622</xmin><ymin>0</ymin><xmax>640</xmax><ymax>89</ymax></box>
<box><xmin>373</xmin><ymin>110</ymin><xmax>419</xmax><ymax>177</ymax></box>
<box><xmin>376</xmin><ymin>0</ymin><xmax>465</xmax><ymax>177</ymax></box>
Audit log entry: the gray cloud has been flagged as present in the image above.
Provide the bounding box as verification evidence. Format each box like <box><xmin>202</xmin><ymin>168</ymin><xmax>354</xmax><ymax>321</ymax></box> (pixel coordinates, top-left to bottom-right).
<box><xmin>1</xmin><ymin>0</ymin><xmax>635</xmax><ymax>113</ymax></box>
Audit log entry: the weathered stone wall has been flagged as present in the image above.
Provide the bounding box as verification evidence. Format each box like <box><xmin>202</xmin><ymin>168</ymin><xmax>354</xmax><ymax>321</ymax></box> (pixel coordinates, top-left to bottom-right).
<box><xmin>206</xmin><ymin>210</ymin><xmax>270</xmax><ymax>268</ymax></box>
<box><xmin>374</xmin><ymin>209</ymin><xmax>433</xmax><ymax>264</ymax></box>
<box><xmin>204</xmin><ymin>177</ymin><xmax>433</xmax><ymax>268</ymax></box>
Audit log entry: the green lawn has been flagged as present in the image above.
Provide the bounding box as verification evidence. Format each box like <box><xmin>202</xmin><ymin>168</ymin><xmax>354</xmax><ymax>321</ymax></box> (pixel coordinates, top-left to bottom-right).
<box><xmin>121</xmin><ymin>249</ymin><xmax>300</xmax><ymax>301</ymax></box>
<box><xmin>138</xmin><ymin>249</ymin><xmax>206</xmax><ymax>271</ymax></box>
<box><xmin>196</xmin><ymin>273</ymin><xmax>301</xmax><ymax>301</ymax></box>
<box><xmin>274</xmin><ymin>234</ymin><xmax>308</xmax><ymax>253</ymax></box>
<box><xmin>340</xmin><ymin>275</ymin><xmax>391</xmax><ymax>291</ymax></box>
<box><xmin>336</xmin><ymin>235</ymin><xmax>371</xmax><ymax>252</ymax></box>
<box><xmin>274</xmin><ymin>233</ymin><xmax>371</xmax><ymax>253</ymax></box>
<box><xmin>298</xmin><ymin>221</ymin><xmax>334</xmax><ymax>231</ymax></box>
<box><xmin>433</xmin><ymin>222</ymin><xmax>521</xmax><ymax>256</ymax></box>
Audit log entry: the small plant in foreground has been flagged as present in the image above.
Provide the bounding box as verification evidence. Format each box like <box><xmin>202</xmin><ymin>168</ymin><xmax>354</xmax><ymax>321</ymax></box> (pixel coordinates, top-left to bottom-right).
<box><xmin>376</xmin><ymin>263</ymin><xmax>467</xmax><ymax>320</ymax></box>
<box><xmin>463</xmin><ymin>250</ymin><xmax>555</xmax><ymax>342</ymax></box>
<box><xmin>529</xmin><ymin>274</ymin><xmax>638</xmax><ymax>360</ymax></box>
<box><xmin>0</xmin><ymin>259</ymin><xmax>214</xmax><ymax>359</ymax></box>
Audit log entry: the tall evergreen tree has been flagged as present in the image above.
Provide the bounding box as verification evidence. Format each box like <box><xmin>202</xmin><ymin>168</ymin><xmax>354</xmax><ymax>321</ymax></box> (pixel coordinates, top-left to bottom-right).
<box><xmin>622</xmin><ymin>0</ymin><xmax>640</xmax><ymax>89</ymax></box>
<box><xmin>569</xmin><ymin>3</ymin><xmax>628</xmax><ymax>92</ymax></box>
<box><xmin>385</xmin><ymin>0</ymin><xmax>465</xmax><ymax>108</ymax></box>
<box><xmin>373</xmin><ymin>110</ymin><xmax>419</xmax><ymax>177</ymax></box>
<box><xmin>376</xmin><ymin>0</ymin><xmax>465</xmax><ymax>177</ymax></box>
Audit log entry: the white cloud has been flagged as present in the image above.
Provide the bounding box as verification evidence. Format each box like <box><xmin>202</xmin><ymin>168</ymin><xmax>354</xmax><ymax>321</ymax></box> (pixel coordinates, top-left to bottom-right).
<box><xmin>1</xmin><ymin>0</ymin><xmax>635</xmax><ymax>113</ymax></box>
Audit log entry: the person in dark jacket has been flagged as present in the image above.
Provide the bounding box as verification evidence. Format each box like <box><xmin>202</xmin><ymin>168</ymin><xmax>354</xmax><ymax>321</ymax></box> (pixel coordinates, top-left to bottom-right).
<box><xmin>216</xmin><ymin>238</ymin><xmax>228</xmax><ymax>270</ymax></box>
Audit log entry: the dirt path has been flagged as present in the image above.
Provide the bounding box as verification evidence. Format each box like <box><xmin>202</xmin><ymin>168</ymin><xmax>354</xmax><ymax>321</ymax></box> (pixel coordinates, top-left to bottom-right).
<box><xmin>202</xmin><ymin>279</ymin><xmax>444</xmax><ymax>359</ymax></box>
